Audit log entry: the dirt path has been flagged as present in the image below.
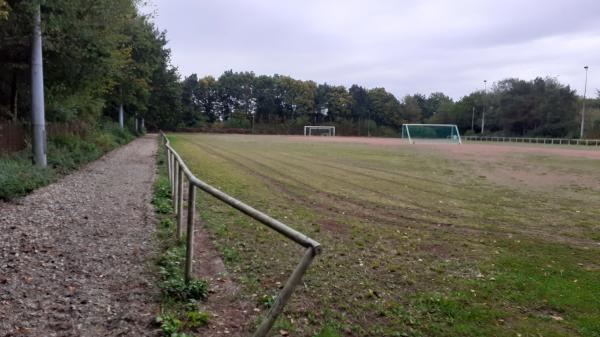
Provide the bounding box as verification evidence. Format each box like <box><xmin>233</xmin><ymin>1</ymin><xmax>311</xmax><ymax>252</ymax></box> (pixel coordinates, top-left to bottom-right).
<box><xmin>0</xmin><ymin>135</ymin><xmax>159</xmax><ymax>337</ymax></box>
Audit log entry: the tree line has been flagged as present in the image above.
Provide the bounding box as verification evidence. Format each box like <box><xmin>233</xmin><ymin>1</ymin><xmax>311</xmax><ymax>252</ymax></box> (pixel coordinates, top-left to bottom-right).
<box><xmin>1</xmin><ymin>1</ymin><xmax>598</xmax><ymax>139</ymax></box>
<box><xmin>0</xmin><ymin>0</ymin><xmax>179</xmax><ymax>131</ymax></box>
<box><xmin>174</xmin><ymin>71</ymin><xmax>599</xmax><ymax>138</ymax></box>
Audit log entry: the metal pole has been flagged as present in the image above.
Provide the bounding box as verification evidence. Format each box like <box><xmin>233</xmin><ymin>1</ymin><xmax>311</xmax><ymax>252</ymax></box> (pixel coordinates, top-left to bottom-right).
<box><xmin>31</xmin><ymin>4</ymin><xmax>46</xmax><ymax>167</ymax></box>
<box><xmin>119</xmin><ymin>104</ymin><xmax>124</xmax><ymax>129</ymax></box>
<box><xmin>481</xmin><ymin>80</ymin><xmax>487</xmax><ymax>135</ymax></box>
<box><xmin>580</xmin><ymin>66</ymin><xmax>589</xmax><ymax>139</ymax></box>
<box><xmin>471</xmin><ymin>106</ymin><xmax>475</xmax><ymax>132</ymax></box>
<box><xmin>184</xmin><ymin>184</ymin><xmax>196</xmax><ymax>283</ymax></box>
<box><xmin>253</xmin><ymin>247</ymin><xmax>317</xmax><ymax>337</ymax></box>
<box><xmin>176</xmin><ymin>166</ymin><xmax>184</xmax><ymax>240</ymax></box>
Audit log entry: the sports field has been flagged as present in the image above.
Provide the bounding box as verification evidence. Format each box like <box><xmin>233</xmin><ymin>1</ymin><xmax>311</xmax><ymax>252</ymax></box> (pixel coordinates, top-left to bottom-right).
<box><xmin>169</xmin><ymin>133</ymin><xmax>600</xmax><ymax>337</ymax></box>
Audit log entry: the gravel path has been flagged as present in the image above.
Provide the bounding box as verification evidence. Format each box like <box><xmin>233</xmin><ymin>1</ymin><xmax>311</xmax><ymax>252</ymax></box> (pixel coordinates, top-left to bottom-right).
<box><xmin>0</xmin><ymin>134</ymin><xmax>159</xmax><ymax>337</ymax></box>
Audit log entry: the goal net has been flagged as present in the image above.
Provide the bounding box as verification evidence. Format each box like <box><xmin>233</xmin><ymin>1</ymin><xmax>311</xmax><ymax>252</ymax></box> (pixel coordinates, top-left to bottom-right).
<box><xmin>304</xmin><ymin>126</ymin><xmax>336</xmax><ymax>136</ymax></box>
<box><xmin>401</xmin><ymin>124</ymin><xmax>462</xmax><ymax>144</ymax></box>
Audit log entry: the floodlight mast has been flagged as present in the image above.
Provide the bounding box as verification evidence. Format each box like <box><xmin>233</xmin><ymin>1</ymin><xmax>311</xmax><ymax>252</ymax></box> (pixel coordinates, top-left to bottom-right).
<box><xmin>482</xmin><ymin>80</ymin><xmax>487</xmax><ymax>135</ymax></box>
<box><xmin>580</xmin><ymin>66</ymin><xmax>589</xmax><ymax>139</ymax></box>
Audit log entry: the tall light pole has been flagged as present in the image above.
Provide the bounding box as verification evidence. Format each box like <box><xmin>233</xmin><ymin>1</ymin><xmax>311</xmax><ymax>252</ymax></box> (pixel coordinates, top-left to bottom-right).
<box><xmin>580</xmin><ymin>66</ymin><xmax>589</xmax><ymax>139</ymax></box>
<box><xmin>31</xmin><ymin>4</ymin><xmax>47</xmax><ymax>167</ymax></box>
<box><xmin>481</xmin><ymin>80</ymin><xmax>487</xmax><ymax>134</ymax></box>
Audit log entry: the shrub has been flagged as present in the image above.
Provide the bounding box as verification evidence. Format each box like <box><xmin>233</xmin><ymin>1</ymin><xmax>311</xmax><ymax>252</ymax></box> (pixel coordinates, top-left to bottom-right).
<box><xmin>0</xmin><ymin>120</ymin><xmax>135</xmax><ymax>201</ymax></box>
<box><xmin>0</xmin><ymin>155</ymin><xmax>55</xmax><ymax>200</ymax></box>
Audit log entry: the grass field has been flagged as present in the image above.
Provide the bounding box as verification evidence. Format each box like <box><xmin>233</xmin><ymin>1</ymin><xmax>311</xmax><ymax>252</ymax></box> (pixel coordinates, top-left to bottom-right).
<box><xmin>168</xmin><ymin>133</ymin><xmax>600</xmax><ymax>337</ymax></box>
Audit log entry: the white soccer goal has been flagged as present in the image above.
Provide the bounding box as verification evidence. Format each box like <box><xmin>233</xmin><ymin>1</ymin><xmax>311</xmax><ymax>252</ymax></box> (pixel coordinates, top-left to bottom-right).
<box><xmin>401</xmin><ymin>124</ymin><xmax>462</xmax><ymax>144</ymax></box>
<box><xmin>304</xmin><ymin>126</ymin><xmax>336</xmax><ymax>136</ymax></box>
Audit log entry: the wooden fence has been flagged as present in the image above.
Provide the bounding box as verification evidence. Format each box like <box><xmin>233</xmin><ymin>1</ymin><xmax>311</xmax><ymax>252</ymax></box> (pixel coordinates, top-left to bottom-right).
<box><xmin>0</xmin><ymin>122</ymin><xmax>27</xmax><ymax>152</ymax></box>
<box><xmin>0</xmin><ymin>121</ymin><xmax>90</xmax><ymax>153</ymax></box>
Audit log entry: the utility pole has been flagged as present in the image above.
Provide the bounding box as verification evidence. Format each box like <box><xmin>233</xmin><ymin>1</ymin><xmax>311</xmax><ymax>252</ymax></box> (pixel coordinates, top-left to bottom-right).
<box><xmin>31</xmin><ymin>4</ymin><xmax>47</xmax><ymax>167</ymax></box>
<box><xmin>580</xmin><ymin>66</ymin><xmax>589</xmax><ymax>139</ymax></box>
<box><xmin>481</xmin><ymin>80</ymin><xmax>487</xmax><ymax>135</ymax></box>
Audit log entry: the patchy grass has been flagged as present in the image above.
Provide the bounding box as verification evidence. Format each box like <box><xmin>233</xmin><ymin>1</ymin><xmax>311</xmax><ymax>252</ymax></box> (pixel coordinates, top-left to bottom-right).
<box><xmin>169</xmin><ymin>133</ymin><xmax>600</xmax><ymax>337</ymax></box>
<box><xmin>152</xmin><ymin>144</ymin><xmax>210</xmax><ymax>337</ymax></box>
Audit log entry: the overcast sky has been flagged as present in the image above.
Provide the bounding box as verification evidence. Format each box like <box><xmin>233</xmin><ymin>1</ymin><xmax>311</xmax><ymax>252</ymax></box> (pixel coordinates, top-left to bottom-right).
<box><xmin>143</xmin><ymin>0</ymin><xmax>600</xmax><ymax>99</ymax></box>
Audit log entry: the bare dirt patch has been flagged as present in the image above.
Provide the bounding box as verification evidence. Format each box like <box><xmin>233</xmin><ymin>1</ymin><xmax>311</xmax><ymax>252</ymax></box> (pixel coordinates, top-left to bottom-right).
<box><xmin>288</xmin><ymin>136</ymin><xmax>600</xmax><ymax>189</ymax></box>
<box><xmin>425</xmin><ymin>142</ymin><xmax>600</xmax><ymax>160</ymax></box>
<box><xmin>0</xmin><ymin>135</ymin><xmax>159</xmax><ymax>337</ymax></box>
<box><xmin>288</xmin><ymin>136</ymin><xmax>600</xmax><ymax>160</ymax></box>
<box><xmin>191</xmin><ymin>224</ymin><xmax>253</xmax><ymax>336</ymax></box>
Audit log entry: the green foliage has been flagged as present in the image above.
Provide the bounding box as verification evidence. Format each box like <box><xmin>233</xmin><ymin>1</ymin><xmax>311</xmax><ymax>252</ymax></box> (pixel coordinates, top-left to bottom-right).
<box><xmin>313</xmin><ymin>326</ymin><xmax>343</xmax><ymax>337</ymax></box>
<box><xmin>159</xmin><ymin>277</ymin><xmax>209</xmax><ymax>302</ymax></box>
<box><xmin>151</xmin><ymin>145</ymin><xmax>211</xmax><ymax>337</ymax></box>
<box><xmin>0</xmin><ymin>121</ymin><xmax>133</xmax><ymax>200</ymax></box>
<box><xmin>185</xmin><ymin>310</ymin><xmax>210</xmax><ymax>328</ymax></box>
<box><xmin>259</xmin><ymin>294</ymin><xmax>276</xmax><ymax>308</ymax></box>
<box><xmin>153</xmin><ymin>176</ymin><xmax>173</xmax><ymax>214</ymax></box>
<box><xmin>224</xmin><ymin>116</ymin><xmax>251</xmax><ymax>129</ymax></box>
<box><xmin>153</xmin><ymin>196</ymin><xmax>173</xmax><ymax>214</ymax></box>
<box><xmin>0</xmin><ymin>153</ymin><xmax>55</xmax><ymax>200</ymax></box>
<box><xmin>155</xmin><ymin>314</ymin><xmax>183</xmax><ymax>336</ymax></box>
<box><xmin>0</xmin><ymin>0</ymin><xmax>9</xmax><ymax>20</ymax></box>
<box><xmin>47</xmin><ymin>134</ymin><xmax>102</xmax><ymax>172</ymax></box>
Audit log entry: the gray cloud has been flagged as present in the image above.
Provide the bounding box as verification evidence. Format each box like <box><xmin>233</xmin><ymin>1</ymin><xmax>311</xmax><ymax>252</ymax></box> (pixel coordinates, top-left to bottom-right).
<box><xmin>144</xmin><ymin>0</ymin><xmax>600</xmax><ymax>99</ymax></box>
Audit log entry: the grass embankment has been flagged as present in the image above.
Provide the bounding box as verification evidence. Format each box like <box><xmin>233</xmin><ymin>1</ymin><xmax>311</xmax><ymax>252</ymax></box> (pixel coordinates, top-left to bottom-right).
<box><xmin>151</xmin><ymin>140</ymin><xmax>211</xmax><ymax>337</ymax></box>
<box><xmin>169</xmin><ymin>133</ymin><xmax>600</xmax><ymax>337</ymax></box>
<box><xmin>0</xmin><ymin>121</ymin><xmax>137</xmax><ymax>201</ymax></box>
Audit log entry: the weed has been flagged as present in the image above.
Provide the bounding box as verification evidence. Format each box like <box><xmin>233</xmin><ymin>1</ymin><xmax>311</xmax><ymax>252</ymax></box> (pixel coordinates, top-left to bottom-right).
<box><xmin>185</xmin><ymin>311</ymin><xmax>210</xmax><ymax>328</ymax></box>
<box><xmin>152</xmin><ymin>140</ymin><xmax>211</xmax><ymax>337</ymax></box>
<box><xmin>156</xmin><ymin>314</ymin><xmax>182</xmax><ymax>335</ymax></box>
<box><xmin>313</xmin><ymin>326</ymin><xmax>342</xmax><ymax>337</ymax></box>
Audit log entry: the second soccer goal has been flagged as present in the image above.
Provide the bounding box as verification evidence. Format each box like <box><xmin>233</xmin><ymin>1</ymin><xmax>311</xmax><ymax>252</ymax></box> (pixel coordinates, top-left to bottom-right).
<box><xmin>304</xmin><ymin>126</ymin><xmax>336</xmax><ymax>136</ymax></box>
<box><xmin>401</xmin><ymin>124</ymin><xmax>462</xmax><ymax>144</ymax></box>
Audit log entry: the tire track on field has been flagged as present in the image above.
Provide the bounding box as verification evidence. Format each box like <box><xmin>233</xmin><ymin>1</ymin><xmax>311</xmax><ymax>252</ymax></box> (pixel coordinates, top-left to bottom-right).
<box><xmin>179</xmin><ymin>136</ymin><xmax>600</xmax><ymax>248</ymax></box>
<box><xmin>182</xmin><ymin>137</ymin><xmax>463</xmax><ymax>230</ymax></box>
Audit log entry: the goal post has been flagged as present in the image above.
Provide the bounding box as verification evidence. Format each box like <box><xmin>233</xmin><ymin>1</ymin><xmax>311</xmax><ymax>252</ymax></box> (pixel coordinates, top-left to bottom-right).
<box><xmin>402</xmin><ymin>124</ymin><xmax>462</xmax><ymax>144</ymax></box>
<box><xmin>304</xmin><ymin>126</ymin><xmax>336</xmax><ymax>136</ymax></box>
